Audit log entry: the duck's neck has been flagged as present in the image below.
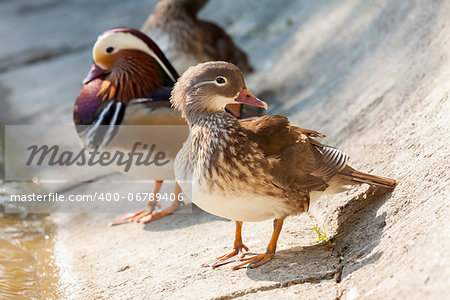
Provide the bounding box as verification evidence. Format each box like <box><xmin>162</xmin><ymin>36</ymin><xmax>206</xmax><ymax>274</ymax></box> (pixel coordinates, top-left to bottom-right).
<box><xmin>186</xmin><ymin>110</ymin><xmax>237</xmax><ymax>129</ymax></box>
<box><xmin>188</xmin><ymin>112</ymin><xmax>238</xmax><ymax>183</ymax></box>
<box><xmin>99</xmin><ymin>50</ymin><xmax>166</xmax><ymax>104</ymax></box>
<box><xmin>187</xmin><ymin>110</ymin><xmax>263</xmax><ymax>195</ymax></box>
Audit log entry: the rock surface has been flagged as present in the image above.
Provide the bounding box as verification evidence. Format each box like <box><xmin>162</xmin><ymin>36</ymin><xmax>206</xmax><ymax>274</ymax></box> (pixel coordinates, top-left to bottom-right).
<box><xmin>1</xmin><ymin>0</ymin><xmax>449</xmax><ymax>299</ymax></box>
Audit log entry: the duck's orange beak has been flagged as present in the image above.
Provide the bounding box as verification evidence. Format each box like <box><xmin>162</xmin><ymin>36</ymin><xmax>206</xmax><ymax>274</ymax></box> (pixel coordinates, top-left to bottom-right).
<box><xmin>83</xmin><ymin>64</ymin><xmax>109</xmax><ymax>84</ymax></box>
<box><xmin>234</xmin><ymin>89</ymin><xmax>268</xmax><ymax>109</ymax></box>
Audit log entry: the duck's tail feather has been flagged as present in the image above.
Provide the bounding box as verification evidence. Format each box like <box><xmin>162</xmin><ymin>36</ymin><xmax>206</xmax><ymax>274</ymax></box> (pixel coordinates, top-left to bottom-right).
<box><xmin>339</xmin><ymin>165</ymin><xmax>397</xmax><ymax>189</ymax></box>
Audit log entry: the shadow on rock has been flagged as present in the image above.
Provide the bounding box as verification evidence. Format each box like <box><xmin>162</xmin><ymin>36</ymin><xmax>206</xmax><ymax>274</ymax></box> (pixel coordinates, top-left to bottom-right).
<box><xmin>332</xmin><ymin>186</ymin><xmax>394</xmax><ymax>280</ymax></box>
<box><xmin>244</xmin><ymin>243</ymin><xmax>339</xmax><ymax>283</ymax></box>
<box><xmin>142</xmin><ymin>204</ymin><xmax>227</xmax><ymax>232</ymax></box>
<box><xmin>244</xmin><ymin>186</ymin><xmax>394</xmax><ymax>283</ymax></box>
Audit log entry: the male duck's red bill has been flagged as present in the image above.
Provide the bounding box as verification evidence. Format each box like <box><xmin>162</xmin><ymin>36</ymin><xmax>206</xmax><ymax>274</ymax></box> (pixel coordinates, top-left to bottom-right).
<box><xmin>83</xmin><ymin>64</ymin><xmax>109</xmax><ymax>84</ymax></box>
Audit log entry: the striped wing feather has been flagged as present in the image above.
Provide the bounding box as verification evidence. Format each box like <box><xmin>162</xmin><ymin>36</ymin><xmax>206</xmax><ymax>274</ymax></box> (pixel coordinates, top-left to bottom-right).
<box><xmin>241</xmin><ymin>115</ymin><xmax>396</xmax><ymax>191</ymax></box>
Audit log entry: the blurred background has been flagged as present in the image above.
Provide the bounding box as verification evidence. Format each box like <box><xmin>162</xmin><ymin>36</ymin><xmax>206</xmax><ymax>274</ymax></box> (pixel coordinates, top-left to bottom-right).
<box><xmin>0</xmin><ymin>0</ymin><xmax>449</xmax><ymax>298</ymax></box>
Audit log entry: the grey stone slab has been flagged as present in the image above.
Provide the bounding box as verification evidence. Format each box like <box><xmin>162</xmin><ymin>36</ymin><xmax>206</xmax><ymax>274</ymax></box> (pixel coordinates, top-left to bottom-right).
<box><xmin>54</xmin><ymin>194</ymin><xmax>340</xmax><ymax>299</ymax></box>
<box><xmin>0</xmin><ymin>50</ymin><xmax>91</xmax><ymax>124</ymax></box>
<box><xmin>2</xmin><ymin>0</ymin><xmax>450</xmax><ymax>298</ymax></box>
<box><xmin>0</xmin><ymin>0</ymin><xmax>158</xmax><ymax>71</ymax></box>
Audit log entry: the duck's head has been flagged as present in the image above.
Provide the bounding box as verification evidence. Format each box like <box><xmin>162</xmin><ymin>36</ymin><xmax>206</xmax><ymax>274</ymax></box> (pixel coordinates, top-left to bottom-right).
<box><xmin>155</xmin><ymin>0</ymin><xmax>208</xmax><ymax>16</ymax></box>
<box><xmin>171</xmin><ymin>61</ymin><xmax>267</xmax><ymax>121</ymax></box>
<box><xmin>84</xmin><ymin>28</ymin><xmax>179</xmax><ymax>102</ymax></box>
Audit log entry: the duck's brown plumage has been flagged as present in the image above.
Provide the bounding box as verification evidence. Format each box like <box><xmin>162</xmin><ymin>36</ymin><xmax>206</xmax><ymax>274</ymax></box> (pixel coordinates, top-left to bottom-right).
<box><xmin>242</xmin><ymin>114</ymin><xmax>396</xmax><ymax>192</ymax></box>
<box><xmin>179</xmin><ymin>112</ymin><xmax>396</xmax><ymax>219</ymax></box>
<box><xmin>98</xmin><ymin>50</ymin><xmax>164</xmax><ymax>103</ymax></box>
<box><xmin>142</xmin><ymin>0</ymin><xmax>253</xmax><ymax>74</ymax></box>
<box><xmin>173</xmin><ymin>61</ymin><xmax>396</xmax><ymax>269</ymax></box>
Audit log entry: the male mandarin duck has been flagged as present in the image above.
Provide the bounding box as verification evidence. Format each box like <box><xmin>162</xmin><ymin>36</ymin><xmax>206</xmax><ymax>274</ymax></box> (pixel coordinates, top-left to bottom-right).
<box><xmin>74</xmin><ymin>28</ymin><xmax>256</xmax><ymax>225</ymax></box>
<box><xmin>172</xmin><ymin>61</ymin><xmax>397</xmax><ymax>269</ymax></box>
<box><xmin>141</xmin><ymin>0</ymin><xmax>253</xmax><ymax>75</ymax></box>
<box><xmin>74</xmin><ymin>28</ymin><xmax>184</xmax><ymax>225</ymax></box>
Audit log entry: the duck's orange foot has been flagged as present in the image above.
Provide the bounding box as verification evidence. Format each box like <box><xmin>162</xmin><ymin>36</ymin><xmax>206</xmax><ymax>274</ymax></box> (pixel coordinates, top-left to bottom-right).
<box><xmin>110</xmin><ymin>200</ymin><xmax>181</xmax><ymax>226</ymax></box>
<box><xmin>232</xmin><ymin>250</ymin><xmax>274</xmax><ymax>270</ymax></box>
<box><xmin>110</xmin><ymin>200</ymin><xmax>159</xmax><ymax>226</ymax></box>
<box><xmin>138</xmin><ymin>198</ymin><xmax>181</xmax><ymax>224</ymax></box>
<box><xmin>137</xmin><ymin>209</ymin><xmax>173</xmax><ymax>224</ymax></box>
<box><xmin>202</xmin><ymin>244</ymin><xmax>250</xmax><ymax>269</ymax></box>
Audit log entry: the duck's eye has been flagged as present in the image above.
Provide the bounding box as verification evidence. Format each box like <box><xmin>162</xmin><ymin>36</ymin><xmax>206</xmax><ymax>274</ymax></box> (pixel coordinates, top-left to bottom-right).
<box><xmin>106</xmin><ymin>47</ymin><xmax>114</xmax><ymax>54</ymax></box>
<box><xmin>216</xmin><ymin>77</ymin><xmax>226</xmax><ymax>84</ymax></box>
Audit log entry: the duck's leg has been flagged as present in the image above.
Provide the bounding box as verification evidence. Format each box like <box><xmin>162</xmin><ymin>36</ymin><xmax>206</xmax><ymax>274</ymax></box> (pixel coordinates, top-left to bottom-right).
<box><xmin>232</xmin><ymin>219</ymin><xmax>284</xmax><ymax>270</ymax></box>
<box><xmin>138</xmin><ymin>182</ymin><xmax>182</xmax><ymax>224</ymax></box>
<box><xmin>110</xmin><ymin>180</ymin><xmax>163</xmax><ymax>226</ymax></box>
<box><xmin>203</xmin><ymin>221</ymin><xmax>249</xmax><ymax>268</ymax></box>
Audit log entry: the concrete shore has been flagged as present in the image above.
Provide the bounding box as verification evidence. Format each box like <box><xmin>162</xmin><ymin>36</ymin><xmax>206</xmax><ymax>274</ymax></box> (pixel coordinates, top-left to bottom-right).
<box><xmin>1</xmin><ymin>0</ymin><xmax>449</xmax><ymax>298</ymax></box>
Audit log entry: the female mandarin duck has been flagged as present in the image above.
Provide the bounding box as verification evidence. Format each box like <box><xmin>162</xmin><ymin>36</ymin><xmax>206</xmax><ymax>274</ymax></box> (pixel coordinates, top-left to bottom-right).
<box><xmin>172</xmin><ymin>62</ymin><xmax>397</xmax><ymax>270</ymax></box>
<box><xmin>74</xmin><ymin>28</ymin><xmax>256</xmax><ymax>225</ymax></box>
<box><xmin>141</xmin><ymin>0</ymin><xmax>253</xmax><ymax>75</ymax></box>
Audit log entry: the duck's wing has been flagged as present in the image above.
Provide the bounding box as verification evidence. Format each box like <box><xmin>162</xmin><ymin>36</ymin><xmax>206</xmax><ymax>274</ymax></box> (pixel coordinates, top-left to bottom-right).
<box><xmin>240</xmin><ymin>115</ymin><xmax>346</xmax><ymax>191</ymax></box>
<box><xmin>76</xmin><ymin>88</ymin><xmax>184</xmax><ymax>149</ymax></box>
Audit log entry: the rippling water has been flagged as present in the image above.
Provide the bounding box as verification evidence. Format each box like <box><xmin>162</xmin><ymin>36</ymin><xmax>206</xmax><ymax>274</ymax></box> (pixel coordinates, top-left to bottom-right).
<box><xmin>0</xmin><ymin>212</ymin><xmax>61</xmax><ymax>298</ymax></box>
<box><xmin>1</xmin><ymin>130</ymin><xmax>61</xmax><ymax>298</ymax></box>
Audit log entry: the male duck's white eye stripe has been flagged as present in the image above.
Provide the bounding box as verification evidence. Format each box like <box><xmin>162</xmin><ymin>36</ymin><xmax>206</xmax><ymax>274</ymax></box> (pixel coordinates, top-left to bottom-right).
<box><xmin>94</xmin><ymin>32</ymin><xmax>177</xmax><ymax>83</ymax></box>
<box><xmin>120</xmin><ymin>32</ymin><xmax>176</xmax><ymax>83</ymax></box>
<box><xmin>147</xmin><ymin>48</ymin><xmax>176</xmax><ymax>82</ymax></box>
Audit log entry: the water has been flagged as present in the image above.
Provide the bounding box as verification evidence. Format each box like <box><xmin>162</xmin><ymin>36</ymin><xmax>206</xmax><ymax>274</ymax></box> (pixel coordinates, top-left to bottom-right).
<box><xmin>0</xmin><ymin>125</ymin><xmax>61</xmax><ymax>298</ymax></box>
<box><xmin>0</xmin><ymin>212</ymin><xmax>61</xmax><ymax>299</ymax></box>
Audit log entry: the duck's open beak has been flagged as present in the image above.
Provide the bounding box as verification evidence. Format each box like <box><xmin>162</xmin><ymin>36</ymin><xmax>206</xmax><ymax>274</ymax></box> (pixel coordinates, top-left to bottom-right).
<box><xmin>83</xmin><ymin>64</ymin><xmax>109</xmax><ymax>84</ymax></box>
<box><xmin>234</xmin><ymin>89</ymin><xmax>268</xmax><ymax>110</ymax></box>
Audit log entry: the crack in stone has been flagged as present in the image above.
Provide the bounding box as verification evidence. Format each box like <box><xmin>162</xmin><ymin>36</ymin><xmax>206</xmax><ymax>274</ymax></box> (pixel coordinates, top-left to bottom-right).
<box><xmin>214</xmin><ymin>269</ymin><xmax>339</xmax><ymax>300</ymax></box>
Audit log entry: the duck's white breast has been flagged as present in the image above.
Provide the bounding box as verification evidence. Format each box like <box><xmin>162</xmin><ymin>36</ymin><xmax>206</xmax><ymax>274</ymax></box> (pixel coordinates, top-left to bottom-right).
<box><xmin>189</xmin><ymin>179</ymin><xmax>291</xmax><ymax>222</ymax></box>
